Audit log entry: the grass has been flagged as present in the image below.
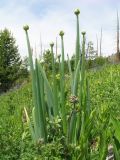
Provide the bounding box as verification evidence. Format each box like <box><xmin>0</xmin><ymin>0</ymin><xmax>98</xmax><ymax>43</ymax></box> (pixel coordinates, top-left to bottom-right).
<box><xmin>1</xmin><ymin>64</ymin><xmax>120</xmax><ymax>159</ymax></box>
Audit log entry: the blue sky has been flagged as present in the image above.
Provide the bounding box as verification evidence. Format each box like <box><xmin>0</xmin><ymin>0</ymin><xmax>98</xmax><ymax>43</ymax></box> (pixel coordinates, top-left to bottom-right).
<box><xmin>0</xmin><ymin>0</ymin><xmax>120</xmax><ymax>58</ymax></box>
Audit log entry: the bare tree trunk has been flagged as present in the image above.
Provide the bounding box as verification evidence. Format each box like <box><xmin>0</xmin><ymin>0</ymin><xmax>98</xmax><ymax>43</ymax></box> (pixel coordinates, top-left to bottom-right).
<box><xmin>100</xmin><ymin>28</ymin><xmax>102</xmax><ymax>57</ymax></box>
<box><xmin>117</xmin><ymin>11</ymin><xmax>120</xmax><ymax>61</ymax></box>
<box><xmin>96</xmin><ymin>34</ymin><xmax>98</xmax><ymax>57</ymax></box>
<box><xmin>35</xmin><ymin>44</ymin><xmax>37</xmax><ymax>58</ymax></box>
<box><xmin>56</xmin><ymin>37</ymin><xmax>58</xmax><ymax>58</ymax></box>
<box><xmin>40</xmin><ymin>34</ymin><xmax>43</xmax><ymax>59</ymax></box>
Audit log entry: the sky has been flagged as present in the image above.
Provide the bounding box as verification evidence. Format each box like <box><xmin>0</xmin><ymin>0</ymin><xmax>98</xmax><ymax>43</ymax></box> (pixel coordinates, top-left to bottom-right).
<box><xmin>0</xmin><ymin>0</ymin><xmax>120</xmax><ymax>58</ymax></box>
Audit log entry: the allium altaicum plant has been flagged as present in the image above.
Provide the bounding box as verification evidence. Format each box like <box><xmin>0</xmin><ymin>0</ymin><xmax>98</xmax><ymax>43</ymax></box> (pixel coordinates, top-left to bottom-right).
<box><xmin>23</xmin><ymin>9</ymin><xmax>120</xmax><ymax>159</ymax></box>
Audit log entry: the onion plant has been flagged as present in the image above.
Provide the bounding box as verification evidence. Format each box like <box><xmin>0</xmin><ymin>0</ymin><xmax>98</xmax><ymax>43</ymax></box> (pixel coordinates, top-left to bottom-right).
<box><xmin>74</xmin><ymin>9</ymin><xmax>81</xmax><ymax>69</ymax></box>
<box><xmin>23</xmin><ymin>8</ymin><xmax>92</xmax><ymax>156</ymax></box>
<box><xmin>59</xmin><ymin>31</ymin><xmax>67</xmax><ymax>134</ymax></box>
<box><xmin>23</xmin><ymin>26</ymin><xmax>47</xmax><ymax>143</ymax></box>
<box><xmin>23</xmin><ymin>8</ymin><xmax>120</xmax><ymax>159</ymax></box>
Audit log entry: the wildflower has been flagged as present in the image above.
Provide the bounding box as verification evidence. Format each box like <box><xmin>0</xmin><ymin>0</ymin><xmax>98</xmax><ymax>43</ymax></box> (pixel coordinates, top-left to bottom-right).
<box><xmin>69</xmin><ymin>95</ymin><xmax>79</xmax><ymax>104</ymax></box>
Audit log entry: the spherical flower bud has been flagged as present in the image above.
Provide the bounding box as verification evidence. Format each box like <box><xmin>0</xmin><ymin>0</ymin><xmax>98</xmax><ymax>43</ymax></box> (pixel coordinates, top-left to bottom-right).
<box><xmin>74</xmin><ymin>9</ymin><xmax>80</xmax><ymax>16</ymax></box>
<box><xmin>50</xmin><ymin>42</ymin><xmax>54</xmax><ymax>47</ymax></box>
<box><xmin>59</xmin><ymin>31</ymin><xmax>64</xmax><ymax>37</ymax></box>
<box><xmin>23</xmin><ymin>25</ymin><xmax>29</xmax><ymax>31</ymax></box>
<box><xmin>81</xmin><ymin>31</ymin><xmax>86</xmax><ymax>36</ymax></box>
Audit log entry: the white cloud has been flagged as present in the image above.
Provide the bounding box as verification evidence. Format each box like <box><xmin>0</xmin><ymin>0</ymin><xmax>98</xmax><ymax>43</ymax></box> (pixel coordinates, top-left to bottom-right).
<box><xmin>0</xmin><ymin>0</ymin><xmax>119</xmax><ymax>59</ymax></box>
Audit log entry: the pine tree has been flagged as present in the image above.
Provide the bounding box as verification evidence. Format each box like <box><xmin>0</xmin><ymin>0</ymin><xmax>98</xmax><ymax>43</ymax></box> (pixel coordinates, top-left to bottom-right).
<box><xmin>0</xmin><ymin>28</ymin><xmax>21</xmax><ymax>92</ymax></box>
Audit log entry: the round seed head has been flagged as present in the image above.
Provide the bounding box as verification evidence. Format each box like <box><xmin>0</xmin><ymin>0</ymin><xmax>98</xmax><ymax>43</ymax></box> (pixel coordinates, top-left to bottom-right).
<box><xmin>81</xmin><ymin>31</ymin><xmax>86</xmax><ymax>36</ymax></box>
<box><xmin>59</xmin><ymin>31</ymin><xmax>64</xmax><ymax>37</ymax></box>
<box><xmin>57</xmin><ymin>54</ymin><xmax>61</xmax><ymax>59</ymax></box>
<box><xmin>23</xmin><ymin>25</ymin><xmax>29</xmax><ymax>31</ymax></box>
<box><xmin>46</xmin><ymin>49</ymin><xmax>51</xmax><ymax>55</ymax></box>
<box><xmin>50</xmin><ymin>42</ymin><xmax>54</xmax><ymax>47</ymax></box>
<box><xmin>74</xmin><ymin>9</ymin><xmax>80</xmax><ymax>15</ymax></box>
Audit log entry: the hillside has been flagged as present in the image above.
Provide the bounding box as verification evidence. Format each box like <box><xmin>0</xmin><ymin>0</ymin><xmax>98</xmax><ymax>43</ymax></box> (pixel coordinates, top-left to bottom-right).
<box><xmin>0</xmin><ymin>64</ymin><xmax>120</xmax><ymax>159</ymax></box>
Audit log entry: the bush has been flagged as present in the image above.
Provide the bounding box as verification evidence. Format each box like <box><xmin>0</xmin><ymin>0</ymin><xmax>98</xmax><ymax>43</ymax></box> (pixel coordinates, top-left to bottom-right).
<box><xmin>86</xmin><ymin>56</ymin><xmax>109</xmax><ymax>69</ymax></box>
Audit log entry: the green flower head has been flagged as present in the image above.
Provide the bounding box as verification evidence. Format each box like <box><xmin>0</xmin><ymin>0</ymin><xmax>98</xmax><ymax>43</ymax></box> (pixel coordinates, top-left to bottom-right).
<box><xmin>50</xmin><ymin>42</ymin><xmax>54</xmax><ymax>47</ymax></box>
<box><xmin>74</xmin><ymin>9</ymin><xmax>80</xmax><ymax>16</ymax></box>
<box><xmin>81</xmin><ymin>31</ymin><xmax>86</xmax><ymax>36</ymax></box>
<box><xmin>23</xmin><ymin>25</ymin><xmax>29</xmax><ymax>31</ymax></box>
<box><xmin>59</xmin><ymin>31</ymin><xmax>64</xmax><ymax>37</ymax></box>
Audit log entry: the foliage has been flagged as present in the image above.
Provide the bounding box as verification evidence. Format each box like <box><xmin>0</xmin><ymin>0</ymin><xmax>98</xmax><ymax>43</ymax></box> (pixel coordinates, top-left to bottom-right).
<box><xmin>23</xmin><ymin>8</ymin><xmax>120</xmax><ymax>159</ymax></box>
<box><xmin>0</xmin><ymin>88</ymin><xmax>24</xmax><ymax>159</ymax></box>
<box><xmin>86</xmin><ymin>41</ymin><xmax>97</xmax><ymax>59</ymax></box>
<box><xmin>42</xmin><ymin>49</ymin><xmax>68</xmax><ymax>77</ymax></box>
<box><xmin>42</xmin><ymin>49</ymin><xmax>53</xmax><ymax>73</ymax></box>
<box><xmin>1</xmin><ymin>64</ymin><xmax>120</xmax><ymax>159</ymax></box>
<box><xmin>1</xmin><ymin>9</ymin><xmax>120</xmax><ymax>160</ymax></box>
<box><xmin>20</xmin><ymin>57</ymin><xmax>29</xmax><ymax>79</ymax></box>
<box><xmin>0</xmin><ymin>29</ymin><xmax>22</xmax><ymax>93</ymax></box>
<box><xmin>86</xmin><ymin>56</ymin><xmax>109</xmax><ymax>69</ymax></box>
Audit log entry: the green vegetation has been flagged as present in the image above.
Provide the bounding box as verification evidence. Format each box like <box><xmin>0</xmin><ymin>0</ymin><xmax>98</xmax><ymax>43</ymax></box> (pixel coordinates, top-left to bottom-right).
<box><xmin>1</xmin><ymin>64</ymin><xmax>120</xmax><ymax>159</ymax></box>
<box><xmin>22</xmin><ymin>9</ymin><xmax>120</xmax><ymax>159</ymax></box>
<box><xmin>1</xmin><ymin>8</ymin><xmax>120</xmax><ymax>160</ymax></box>
<box><xmin>0</xmin><ymin>29</ymin><xmax>21</xmax><ymax>92</ymax></box>
<box><xmin>86</xmin><ymin>56</ymin><xmax>109</xmax><ymax>69</ymax></box>
<box><xmin>0</xmin><ymin>29</ymin><xmax>28</xmax><ymax>93</ymax></box>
